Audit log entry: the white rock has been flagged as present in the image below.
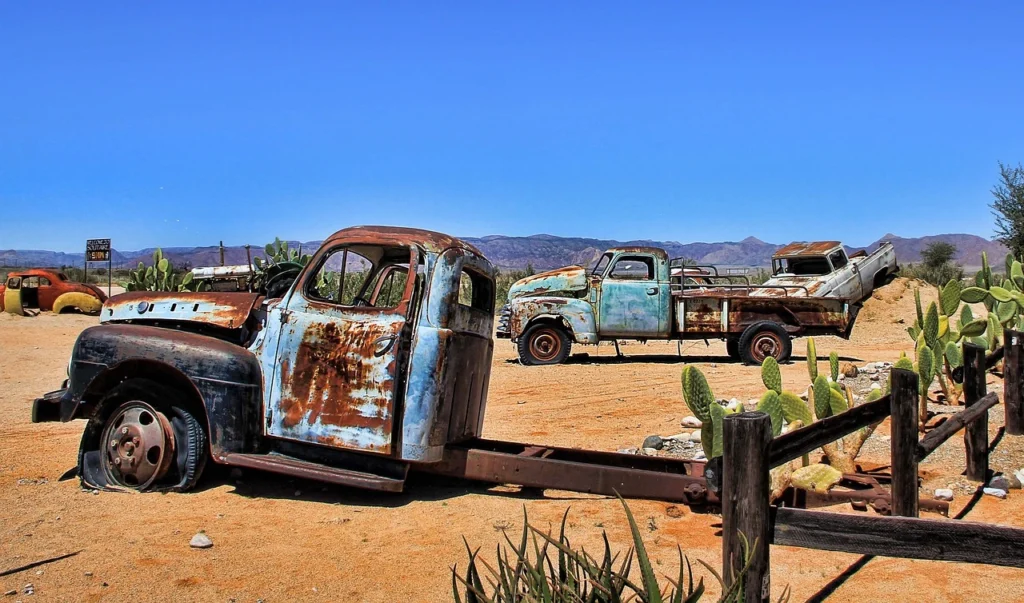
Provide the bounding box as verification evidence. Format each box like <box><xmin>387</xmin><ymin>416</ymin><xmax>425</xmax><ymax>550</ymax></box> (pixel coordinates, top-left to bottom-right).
<box><xmin>870</xmin><ymin>383</ymin><xmax>882</xmax><ymax>391</ymax></box>
<box><xmin>983</xmin><ymin>487</ymin><xmax>1008</xmax><ymax>499</ymax></box>
<box><xmin>837</xmin><ymin>374</ymin><xmax>846</xmax><ymax>382</ymax></box>
<box><xmin>933</xmin><ymin>488</ymin><xmax>954</xmax><ymax>501</ymax></box>
<box><xmin>641</xmin><ymin>447</ymin><xmax>658</xmax><ymax>456</ymax></box>
<box><xmin>689</xmin><ymin>430</ymin><xmax>702</xmax><ymax>443</ymax></box>
<box><xmin>617</xmin><ymin>448</ymin><xmax>637</xmax><ymax>455</ymax></box>
<box><xmin>189</xmin><ymin>533</ymin><xmax>214</xmax><ymax>549</ymax></box>
<box><xmin>665</xmin><ymin>433</ymin><xmax>689</xmax><ymax>441</ymax></box>
<box><xmin>682</xmin><ymin>416</ymin><xmax>703</xmax><ymax>428</ymax></box>
<box><xmin>694</xmin><ymin>451</ymin><xmax>706</xmax><ymax>460</ymax></box>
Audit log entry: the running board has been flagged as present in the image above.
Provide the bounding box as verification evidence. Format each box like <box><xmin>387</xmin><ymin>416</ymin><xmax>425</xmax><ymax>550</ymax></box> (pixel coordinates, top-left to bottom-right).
<box><xmin>221</xmin><ymin>452</ymin><xmax>408</xmax><ymax>492</ymax></box>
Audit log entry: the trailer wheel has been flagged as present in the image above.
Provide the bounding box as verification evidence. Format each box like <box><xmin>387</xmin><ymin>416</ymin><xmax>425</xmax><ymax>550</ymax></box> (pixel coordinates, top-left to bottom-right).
<box><xmin>725</xmin><ymin>337</ymin><xmax>740</xmax><ymax>360</ymax></box>
<box><xmin>518</xmin><ymin>322</ymin><xmax>571</xmax><ymax>365</ymax></box>
<box><xmin>81</xmin><ymin>379</ymin><xmax>207</xmax><ymax>492</ymax></box>
<box><xmin>738</xmin><ymin>321</ymin><xmax>792</xmax><ymax>365</ymax></box>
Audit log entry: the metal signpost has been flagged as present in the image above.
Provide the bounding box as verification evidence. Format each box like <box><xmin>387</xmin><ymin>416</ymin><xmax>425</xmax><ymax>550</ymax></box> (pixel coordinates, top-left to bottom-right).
<box><xmin>86</xmin><ymin>239</ymin><xmax>112</xmax><ymax>297</ymax></box>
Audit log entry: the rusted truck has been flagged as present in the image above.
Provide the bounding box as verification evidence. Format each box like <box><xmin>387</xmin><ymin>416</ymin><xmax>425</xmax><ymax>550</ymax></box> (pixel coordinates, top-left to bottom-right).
<box><xmin>32</xmin><ymin>226</ymin><xmax>713</xmax><ymax>504</ymax></box>
<box><xmin>497</xmin><ymin>241</ymin><xmax>896</xmax><ymax>365</ymax></box>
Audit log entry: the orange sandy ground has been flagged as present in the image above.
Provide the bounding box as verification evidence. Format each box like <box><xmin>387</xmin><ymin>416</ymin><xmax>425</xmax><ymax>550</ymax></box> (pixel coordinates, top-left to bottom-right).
<box><xmin>2</xmin><ymin>279</ymin><xmax>1024</xmax><ymax>602</ymax></box>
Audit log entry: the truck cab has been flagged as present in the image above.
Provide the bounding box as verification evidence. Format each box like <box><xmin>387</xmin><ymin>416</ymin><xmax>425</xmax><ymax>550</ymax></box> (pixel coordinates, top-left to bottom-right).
<box><xmin>764</xmin><ymin>240</ymin><xmax>897</xmax><ymax>301</ymax></box>
<box><xmin>34</xmin><ymin>226</ymin><xmax>497</xmax><ymax>493</ymax></box>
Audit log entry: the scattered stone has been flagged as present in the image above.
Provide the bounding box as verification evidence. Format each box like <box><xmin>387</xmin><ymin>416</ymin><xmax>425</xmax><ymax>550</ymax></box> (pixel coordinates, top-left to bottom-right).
<box><xmin>870</xmin><ymin>383</ymin><xmax>882</xmax><ymax>391</ymax></box>
<box><xmin>642</xmin><ymin>435</ymin><xmax>664</xmax><ymax>450</ymax></box>
<box><xmin>665</xmin><ymin>505</ymin><xmax>684</xmax><ymax>518</ymax></box>
<box><xmin>693</xmin><ymin>451</ymin><xmax>706</xmax><ymax>461</ymax></box>
<box><xmin>4</xmin><ymin>590</ymin><xmax>15</xmax><ymax>597</ymax></box>
<box><xmin>689</xmin><ymin>430</ymin><xmax>702</xmax><ymax>443</ymax></box>
<box><xmin>516</xmin><ymin>400</ymin><xmax>526</xmax><ymax>405</ymax></box>
<box><xmin>617</xmin><ymin>448</ymin><xmax>636</xmax><ymax>455</ymax></box>
<box><xmin>933</xmin><ymin>488</ymin><xmax>954</xmax><ymax>501</ymax></box>
<box><xmin>682</xmin><ymin>416</ymin><xmax>702</xmax><ymax>428</ymax></box>
<box><xmin>983</xmin><ymin>487</ymin><xmax>1008</xmax><ymax>499</ymax></box>
<box><xmin>837</xmin><ymin>374</ymin><xmax>845</xmax><ymax>382</ymax></box>
<box><xmin>84</xmin><ymin>572</ymin><xmax>93</xmax><ymax>577</ymax></box>
<box><xmin>1015</xmin><ymin>469</ymin><xmax>1024</xmax><ymax>486</ymax></box>
<box><xmin>22</xmin><ymin>584</ymin><xmax>33</xmax><ymax>595</ymax></box>
<box><xmin>189</xmin><ymin>532</ymin><xmax>214</xmax><ymax>549</ymax></box>
<box><xmin>841</xmin><ymin>363</ymin><xmax>858</xmax><ymax>378</ymax></box>
<box><xmin>666</xmin><ymin>433</ymin><xmax>688</xmax><ymax>441</ymax></box>
<box><xmin>1008</xmin><ymin>474</ymin><xmax>1022</xmax><ymax>489</ymax></box>
<box><xmin>989</xmin><ymin>475</ymin><xmax>1012</xmax><ymax>491</ymax></box>
<box><xmin>870</xmin><ymin>374</ymin><xmax>881</xmax><ymax>382</ymax></box>
<box><xmin>641</xmin><ymin>447</ymin><xmax>658</xmax><ymax>456</ymax></box>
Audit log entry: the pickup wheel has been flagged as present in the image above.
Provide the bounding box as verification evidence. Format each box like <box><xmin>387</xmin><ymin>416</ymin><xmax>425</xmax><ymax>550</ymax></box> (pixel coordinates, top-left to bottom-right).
<box><xmin>83</xmin><ymin>379</ymin><xmax>208</xmax><ymax>492</ymax></box>
<box><xmin>738</xmin><ymin>321</ymin><xmax>792</xmax><ymax>365</ymax></box>
<box><xmin>518</xmin><ymin>323</ymin><xmax>571</xmax><ymax>365</ymax></box>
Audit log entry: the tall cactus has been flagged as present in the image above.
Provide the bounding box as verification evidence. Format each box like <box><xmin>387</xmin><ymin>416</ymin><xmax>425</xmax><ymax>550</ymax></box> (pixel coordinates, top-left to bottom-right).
<box><xmin>806</xmin><ymin>338</ymin><xmax>818</xmax><ymax>381</ymax></box>
<box><xmin>125</xmin><ymin>248</ymin><xmax>196</xmax><ymax>292</ymax></box>
<box><xmin>829</xmin><ymin>351</ymin><xmax>840</xmax><ymax>382</ymax></box>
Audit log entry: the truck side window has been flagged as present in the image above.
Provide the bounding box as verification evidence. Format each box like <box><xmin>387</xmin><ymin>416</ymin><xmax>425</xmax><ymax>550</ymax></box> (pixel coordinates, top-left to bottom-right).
<box><xmin>828</xmin><ymin>250</ymin><xmax>848</xmax><ymax>270</ymax></box>
<box><xmin>307</xmin><ymin>248</ymin><xmax>374</xmax><ymax>305</ymax></box>
<box><xmin>591</xmin><ymin>253</ymin><xmax>612</xmax><ymax>276</ymax></box>
<box><xmin>608</xmin><ymin>256</ymin><xmax>655</xmax><ymax>281</ymax></box>
<box><xmin>458</xmin><ymin>267</ymin><xmax>495</xmax><ymax>313</ymax></box>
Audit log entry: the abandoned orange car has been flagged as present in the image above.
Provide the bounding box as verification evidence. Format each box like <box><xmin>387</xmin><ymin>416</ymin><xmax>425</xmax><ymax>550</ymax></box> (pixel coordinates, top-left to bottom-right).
<box><xmin>1</xmin><ymin>268</ymin><xmax>108</xmax><ymax>315</ymax></box>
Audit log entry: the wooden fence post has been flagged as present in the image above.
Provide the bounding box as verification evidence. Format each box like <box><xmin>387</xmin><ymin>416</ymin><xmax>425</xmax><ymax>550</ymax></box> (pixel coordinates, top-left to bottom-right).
<box><xmin>722</xmin><ymin>411</ymin><xmax>772</xmax><ymax>603</ymax></box>
<box><xmin>963</xmin><ymin>343</ymin><xmax>989</xmax><ymax>482</ymax></box>
<box><xmin>1005</xmin><ymin>329</ymin><xmax>1024</xmax><ymax>436</ymax></box>
<box><xmin>890</xmin><ymin>368</ymin><xmax>919</xmax><ymax>517</ymax></box>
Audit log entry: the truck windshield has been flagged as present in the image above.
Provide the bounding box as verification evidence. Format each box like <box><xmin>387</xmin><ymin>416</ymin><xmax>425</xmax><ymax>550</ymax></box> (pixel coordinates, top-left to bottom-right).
<box><xmin>773</xmin><ymin>256</ymin><xmax>832</xmax><ymax>276</ymax></box>
<box><xmin>591</xmin><ymin>253</ymin><xmax>612</xmax><ymax>276</ymax></box>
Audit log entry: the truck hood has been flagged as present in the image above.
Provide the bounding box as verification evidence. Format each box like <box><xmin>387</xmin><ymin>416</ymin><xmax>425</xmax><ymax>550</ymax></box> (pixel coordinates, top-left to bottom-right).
<box><xmin>101</xmin><ymin>291</ymin><xmax>263</xmax><ymax>330</ymax></box>
<box><xmin>508</xmin><ymin>265</ymin><xmax>589</xmax><ymax>300</ymax></box>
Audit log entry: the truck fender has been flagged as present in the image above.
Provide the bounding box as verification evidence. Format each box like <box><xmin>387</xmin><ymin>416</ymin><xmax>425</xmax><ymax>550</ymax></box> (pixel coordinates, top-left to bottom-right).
<box><xmin>63</xmin><ymin>324</ymin><xmax>263</xmax><ymax>459</ymax></box>
<box><xmin>507</xmin><ymin>297</ymin><xmax>598</xmax><ymax>345</ymax></box>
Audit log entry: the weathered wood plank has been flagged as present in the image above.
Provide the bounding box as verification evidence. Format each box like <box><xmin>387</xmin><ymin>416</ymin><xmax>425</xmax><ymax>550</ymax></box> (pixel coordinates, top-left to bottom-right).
<box><xmin>772</xmin><ymin>507</ymin><xmax>1024</xmax><ymax>568</ymax></box>
<box><xmin>1005</xmin><ymin>329</ymin><xmax>1024</xmax><ymax>435</ymax></box>
<box><xmin>768</xmin><ymin>395</ymin><xmax>890</xmax><ymax>469</ymax></box>
<box><xmin>963</xmin><ymin>343</ymin><xmax>989</xmax><ymax>482</ymax></box>
<box><xmin>889</xmin><ymin>368</ymin><xmax>919</xmax><ymax>517</ymax></box>
<box><xmin>916</xmin><ymin>392</ymin><xmax>999</xmax><ymax>461</ymax></box>
<box><xmin>722</xmin><ymin>412</ymin><xmax>772</xmax><ymax>603</ymax></box>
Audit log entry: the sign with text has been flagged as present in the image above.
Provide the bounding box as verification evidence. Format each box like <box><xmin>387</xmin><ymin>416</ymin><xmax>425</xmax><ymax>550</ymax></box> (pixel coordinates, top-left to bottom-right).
<box><xmin>86</xmin><ymin>238</ymin><xmax>111</xmax><ymax>262</ymax></box>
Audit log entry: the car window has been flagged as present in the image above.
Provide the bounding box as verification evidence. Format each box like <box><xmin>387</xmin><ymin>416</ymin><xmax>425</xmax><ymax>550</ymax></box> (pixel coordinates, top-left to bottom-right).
<box><xmin>608</xmin><ymin>256</ymin><xmax>655</xmax><ymax>280</ymax></box>
<box><xmin>39</xmin><ymin>277</ymin><xmax>51</xmax><ymax>286</ymax></box>
<box><xmin>7</xmin><ymin>277</ymin><xmax>21</xmax><ymax>289</ymax></box>
<box><xmin>22</xmin><ymin>276</ymin><xmax>39</xmax><ymax>287</ymax></box>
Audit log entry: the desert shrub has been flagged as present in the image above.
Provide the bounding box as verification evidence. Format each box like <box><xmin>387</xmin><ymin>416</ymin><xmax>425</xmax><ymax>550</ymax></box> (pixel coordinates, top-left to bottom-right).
<box><xmin>453</xmin><ymin>498</ymin><xmax>784</xmax><ymax>602</ymax></box>
<box><xmin>494</xmin><ymin>267</ymin><xmax>534</xmax><ymax>310</ymax></box>
<box><xmin>900</xmin><ymin>262</ymin><xmax>964</xmax><ymax>287</ymax></box>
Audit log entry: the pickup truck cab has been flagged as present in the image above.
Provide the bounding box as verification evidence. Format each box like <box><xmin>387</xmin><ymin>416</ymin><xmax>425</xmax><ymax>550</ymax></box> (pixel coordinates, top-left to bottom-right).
<box><xmin>34</xmin><ymin>226</ymin><xmax>497</xmax><ymax>492</ymax></box>
<box><xmin>762</xmin><ymin>240</ymin><xmax>896</xmax><ymax>301</ymax></box>
<box><xmin>497</xmin><ymin>241</ymin><xmax>896</xmax><ymax>365</ymax></box>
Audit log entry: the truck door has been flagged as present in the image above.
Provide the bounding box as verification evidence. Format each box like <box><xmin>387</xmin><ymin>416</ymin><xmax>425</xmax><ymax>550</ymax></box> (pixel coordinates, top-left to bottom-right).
<box><xmin>264</xmin><ymin>244</ymin><xmax>419</xmax><ymax>455</ymax></box>
<box><xmin>598</xmin><ymin>254</ymin><xmax>667</xmax><ymax>337</ymax></box>
<box><xmin>827</xmin><ymin>249</ymin><xmax>863</xmax><ymax>300</ymax></box>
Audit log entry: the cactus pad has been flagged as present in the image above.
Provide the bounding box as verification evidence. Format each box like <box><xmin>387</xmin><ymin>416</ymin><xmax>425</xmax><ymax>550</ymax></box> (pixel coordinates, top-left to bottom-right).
<box><xmin>813</xmin><ymin>375</ymin><xmax>832</xmax><ymax>420</ymax></box>
<box><xmin>779</xmin><ymin>391</ymin><xmax>813</xmax><ymax>426</ymax></box>
<box><xmin>959</xmin><ymin>318</ymin><xmax>988</xmax><ymax>338</ymax></box>
<box><xmin>940</xmin><ymin>279</ymin><xmax>962</xmax><ymax>317</ymax></box>
<box><xmin>806</xmin><ymin>338</ymin><xmax>818</xmax><ymax>381</ymax></box>
<box><xmin>990</xmin><ymin>286</ymin><xmax>1014</xmax><ymax>303</ymax></box>
<box><xmin>944</xmin><ymin>341</ymin><xmax>963</xmax><ymax>368</ymax></box>
<box><xmin>757</xmin><ymin>391</ymin><xmax>784</xmax><ymax>437</ymax></box>
<box><xmin>681</xmin><ymin>366</ymin><xmax>714</xmax><ymax>423</ymax></box>
<box><xmin>829</xmin><ymin>388</ymin><xmax>848</xmax><ymax>416</ymax></box>
<box><xmin>894</xmin><ymin>356</ymin><xmax>915</xmax><ymax>371</ymax></box>
<box><xmin>829</xmin><ymin>351</ymin><xmax>839</xmax><ymax>382</ymax></box>
<box><xmin>917</xmin><ymin>346</ymin><xmax>934</xmax><ymax>396</ymax></box>
<box><xmin>791</xmin><ymin>463</ymin><xmax>843</xmax><ymax>494</ymax></box>
<box><xmin>709</xmin><ymin>403</ymin><xmax>726</xmax><ymax>459</ymax></box>
<box><xmin>960</xmin><ymin>287</ymin><xmax>989</xmax><ymax>304</ymax></box>
<box><xmin>761</xmin><ymin>357</ymin><xmax>782</xmax><ymax>393</ymax></box>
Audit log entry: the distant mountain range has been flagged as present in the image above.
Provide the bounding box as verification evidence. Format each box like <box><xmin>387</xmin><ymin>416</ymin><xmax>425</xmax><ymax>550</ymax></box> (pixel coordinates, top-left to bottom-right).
<box><xmin>0</xmin><ymin>232</ymin><xmax>1007</xmax><ymax>272</ymax></box>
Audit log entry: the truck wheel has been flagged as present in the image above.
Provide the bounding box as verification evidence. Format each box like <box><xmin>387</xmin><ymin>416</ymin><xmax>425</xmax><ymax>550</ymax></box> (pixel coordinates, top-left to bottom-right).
<box><xmin>82</xmin><ymin>379</ymin><xmax>207</xmax><ymax>492</ymax></box>
<box><xmin>738</xmin><ymin>321</ymin><xmax>792</xmax><ymax>365</ymax></box>
<box><xmin>518</xmin><ymin>323</ymin><xmax>571</xmax><ymax>365</ymax></box>
<box><xmin>726</xmin><ymin>337</ymin><xmax>740</xmax><ymax>359</ymax></box>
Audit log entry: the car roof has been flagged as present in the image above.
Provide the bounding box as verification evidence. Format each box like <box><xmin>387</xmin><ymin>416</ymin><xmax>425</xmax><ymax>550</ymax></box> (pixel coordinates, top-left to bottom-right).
<box><xmin>773</xmin><ymin>241</ymin><xmax>842</xmax><ymax>258</ymax></box>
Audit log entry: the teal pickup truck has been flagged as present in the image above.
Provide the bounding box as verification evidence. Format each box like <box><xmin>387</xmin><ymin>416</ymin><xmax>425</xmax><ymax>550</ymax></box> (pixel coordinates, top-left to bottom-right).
<box><xmin>496</xmin><ymin>242</ymin><xmax>892</xmax><ymax>365</ymax></box>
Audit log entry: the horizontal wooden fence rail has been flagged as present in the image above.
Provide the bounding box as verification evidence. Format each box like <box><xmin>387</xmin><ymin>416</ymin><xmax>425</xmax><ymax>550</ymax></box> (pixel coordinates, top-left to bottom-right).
<box><xmin>768</xmin><ymin>395</ymin><xmax>891</xmax><ymax>469</ymax></box>
<box><xmin>771</xmin><ymin>507</ymin><xmax>1024</xmax><ymax>569</ymax></box>
<box><xmin>916</xmin><ymin>392</ymin><xmax>999</xmax><ymax>461</ymax></box>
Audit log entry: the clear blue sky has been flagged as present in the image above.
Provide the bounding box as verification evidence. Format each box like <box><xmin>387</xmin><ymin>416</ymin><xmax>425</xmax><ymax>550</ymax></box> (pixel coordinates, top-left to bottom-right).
<box><xmin>3</xmin><ymin>2</ymin><xmax>1023</xmax><ymax>252</ymax></box>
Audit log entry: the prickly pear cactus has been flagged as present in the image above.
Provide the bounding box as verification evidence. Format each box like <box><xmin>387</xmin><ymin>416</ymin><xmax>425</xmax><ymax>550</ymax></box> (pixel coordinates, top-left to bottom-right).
<box><xmin>791</xmin><ymin>463</ymin><xmax>843</xmax><ymax>494</ymax></box>
<box><xmin>917</xmin><ymin>346</ymin><xmax>934</xmax><ymax>396</ymax></box>
<box><xmin>939</xmin><ymin>279</ymin><xmax>961</xmax><ymax>317</ymax></box>
<box><xmin>923</xmin><ymin>302</ymin><xmax>940</xmax><ymax>349</ymax></box>
<box><xmin>944</xmin><ymin>341</ymin><xmax>963</xmax><ymax>369</ymax></box>
<box><xmin>761</xmin><ymin>357</ymin><xmax>782</xmax><ymax>394</ymax></box>
<box><xmin>806</xmin><ymin>338</ymin><xmax>818</xmax><ymax>381</ymax></box>
<box><xmin>125</xmin><ymin>248</ymin><xmax>197</xmax><ymax>292</ymax></box>
<box><xmin>829</xmin><ymin>351</ymin><xmax>839</xmax><ymax>382</ymax></box>
<box><xmin>894</xmin><ymin>355</ymin><xmax>914</xmax><ymax>372</ymax></box>
<box><xmin>708</xmin><ymin>403</ymin><xmax>726</xmax><ymax>459</ymax></box>
<box><xmin>757</xmin><ymin>391</ymin><xmax>784</xmax><ymax>437</ymax></box>
<box><xmin>681</xmin><ymin>366</ymin><xmax>713</xmax><ymax>423</ymax></box>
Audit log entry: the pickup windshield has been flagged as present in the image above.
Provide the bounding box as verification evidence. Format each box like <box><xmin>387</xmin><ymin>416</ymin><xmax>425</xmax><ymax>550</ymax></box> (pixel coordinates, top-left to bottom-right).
<box><xmin>772</xmin><ymin>256</ymin><xmax>832</xmax><ymax>276</ymax></box>
<box><xmin>591</xmin><ymin>253</ymin><xmax>612</xmax><ymax>276</ymax></box>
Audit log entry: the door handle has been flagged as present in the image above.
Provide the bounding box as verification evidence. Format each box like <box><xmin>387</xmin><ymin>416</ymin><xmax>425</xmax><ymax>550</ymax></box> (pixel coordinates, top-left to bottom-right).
<box><xmin>372</xmin><ymin>335</ymin><xmax>397</xmax><ymax>357</ymax></box>
<box><xmin>646</xmin><ymin>287</ymin><xmax>658</xmax><ymax>295</ymax></box>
